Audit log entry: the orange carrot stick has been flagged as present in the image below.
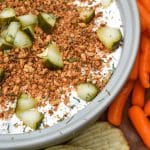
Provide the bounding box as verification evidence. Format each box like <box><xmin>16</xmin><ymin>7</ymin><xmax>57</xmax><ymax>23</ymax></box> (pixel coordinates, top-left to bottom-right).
<box><xmin>148</xmin><ymin>39</ymin><xmax>150</xmax><ymax>73</ymax></box>
<box><xmin>139</xmin><ymin>34</ymin><xmax>150</xmax><ymax>88</ymax></box>
<box><xmin>132</xmin><ymin>80</ymin><xmax>145</xmax><ymax>107</ymax></box>
<box><xmin>137</xmin><ymin>1</ymin><xmax>150</xmax><ymax>30</ymax></box>
<box><xmin>144</xmin><ymin>100</ymin><xmax>150</xmax><ymax>116</ymax></box>
<box><xmin>140</xmin><ymin>16</ymin><xmax>147</xmax><ymax>33</ymax></box>
<box><xmin>128</xmin><ymin>106</ymin><xmax>150</xmax><ymax>149</ymax></box>
<box><xmin>129</xmin><ymin>52</ymin><xmax>139</xmax><ymax>81</ymax></box>
<box><xmin>139</xmin><ymin>0</ymin><xmax>150</xmax><ymax>13</ymax></box>
<box><xmin>107</xmin><ymin>81</ymin><xmax>134</xmax><ymax>126</ymax></box>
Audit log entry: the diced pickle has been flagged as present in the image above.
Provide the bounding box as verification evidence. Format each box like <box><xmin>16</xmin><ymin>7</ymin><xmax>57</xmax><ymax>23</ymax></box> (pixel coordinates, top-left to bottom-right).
<box><xmin>0</xmin><ymin>37</ymin><xmax>13</xmax><ymax>50</ymax></box>
<box><xmin>5</xmin><ymin>22</ymin><xmax>21</xmax><ymax>43</ymax></box>
<box><xmin>15</xmin><ymin>93</ymin><xmax>37</xmax><ymax>117</ymax></box>
<box><xmin>38</xmin><ymin>12</ymin><xmax>56</xmax><ymax>33</ymax></box>
<box><xmin>22</xmin><ymin>25</ymin><xmax>35</xmax><ymax>40</ymax></box>
<box><xmin>1</xmin><ymin>29</ymin><xmax>7</xmax><ymax>39</ymax></box>
<box><xmin>14</xmin><ymin>30</ymin><xmax>32</xmax><ymax>48</ymax></box>
<box><xmin>96</xmin><ymin>26</ymin><xmax>122</xmax><ymax>51</ymax></box>
<box><xmin>17</xmin><ymin>14</ymin><xmax>38</xmax><ymax>28</ymax></box>
<box><xmin>101</xmin><ymin>0</ymin><xmax>112</xmax><ymax>8</ymax></box>
<box><xmin>79</xmin><ymin>8</ymin><xmax>95</xmax><ymax>24</ymax></box>
<box><xmin>15</xmin><ymin>93</ymin><xmax>43</xmax><ymax>129</ymax></box>
<box><xmin>37</xmin><ymin>42</ymin><xmax>64</xmax><ymax>69</ymax></box>
<box><xmin>77</xmin><ymin>82</ymin><xmax>99</xmax><ymax>101</ymax></box>
<box><xmin>0</xmin><ymin>8</ymin><xmax>16</xmax><ymax>25</ymax></box>
<box><xmin>0</xmin><ymin>68</ymin><xmax>4</xmax><ymax>82</ymax></box>
<box><xmin>19</xmin><ymin>109</ymin><xmax>44</xmax><ymax>130</ymax></box>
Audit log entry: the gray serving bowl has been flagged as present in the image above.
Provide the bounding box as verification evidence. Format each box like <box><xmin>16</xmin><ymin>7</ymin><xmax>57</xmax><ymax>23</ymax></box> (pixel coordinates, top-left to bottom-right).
<box><xmin>0</xmin><ymin>0</ymin><xmax>140</xmax><ymax>149</ymax></box>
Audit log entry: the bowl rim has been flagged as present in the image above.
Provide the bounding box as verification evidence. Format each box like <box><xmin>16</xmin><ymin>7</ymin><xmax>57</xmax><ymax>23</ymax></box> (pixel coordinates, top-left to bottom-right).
<box><xmin>0</xmin><ymin>0</ymin><xmax>140</xmax><ymax>149</ymax></box>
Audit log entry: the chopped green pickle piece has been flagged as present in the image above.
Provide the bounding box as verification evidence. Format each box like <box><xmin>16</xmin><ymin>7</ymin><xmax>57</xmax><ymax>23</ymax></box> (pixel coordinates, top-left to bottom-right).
<box><xmin>0</xmin><ymin>37</ymin><xmax>13</xmax><ymax>50</ymax></box>
<box><xmin>1</xmin><ymin>29</ymin><xmax>7</xmax><ymax>39</ymax></box>
<box><xmin>79</xmin><ymin>8</ymin><xmax>95</xmax><ymax>24</ymax></box>
<box><xmin>38</xmin><ymin>42</ymin><xmax>64</xmax><ymax>69</ymax></box>
<box><xmin>96</xmin><ymin>26</ymin><xmax>122</xmax><ymax>51</ymax></box>
<box><xmin>15</xmin><ymin>93</ymin><xmax>43</xmax><ymax>130</ymax></box>
<box><xmin>38</xmin><ymin>12</ymin><xmax>56</xmax><ymax>33</ymax></box>
<box><xmin>15</xmin><ymin>93</ymin><xmax>37</xmax><ymax>116</ymax></box>
<box><xmin>14</xmin><ymin>30</ymin><xmax>32</xmax><ymax>48</ymax></box>
<box><xmin>0</xmin><ymin>8</ymin><xmax>16</xmax><ymax>25</ymax></box>
<box><xmin>5</xmin><ymin>22</ymin><xmax>21</xmax><ymax>43</ymax></box>
<box><xmin>101</xmin><ymin>0</ymin><xmax>112</xmax><ymax>8</ymax></box>
<box><xmin>0</xmin><ymin>68</ymin><xmax>4</xmax><ymax>82</ymax></box>
<box><xmin>22</xmin><ymin>25</ymin><xmax>35</xmax><ymax>40</ymax></box>
<box><xmin>77</xmin><ymin>82</ymin><xmax>99</xmax><ymax>101</ymax></box>
<box><xmin>17</xmin><ymin>14</ymin><xmax>38</xmax><ymax>27</ymax></box>
<box><xmin>19</xmin><ymin>109</ymin><xmax>44</xmax><ymax>130</ymax></box>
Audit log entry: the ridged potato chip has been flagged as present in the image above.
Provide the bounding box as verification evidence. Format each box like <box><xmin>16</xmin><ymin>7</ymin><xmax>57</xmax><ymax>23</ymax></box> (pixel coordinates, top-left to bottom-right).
<box><xmin>46</xmin><ymin>145</ymin><xmax>92</xmax><ymax>150</ymax></box>
<box><xmin>69</xmin><ymin>122</ymin><xmax>129</xmax><ymax>150</ymax></box>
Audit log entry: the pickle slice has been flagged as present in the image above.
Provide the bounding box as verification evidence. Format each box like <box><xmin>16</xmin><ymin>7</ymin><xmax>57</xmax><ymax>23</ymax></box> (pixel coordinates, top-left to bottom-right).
<box><xmin>38</xmin><ymin>42</ymin><xmax>64</xmax><ymax>69</ymax></box>
<box><xmin>97</xmin><ymin>26</ymin><xmax>122</xmax><ymax>51</ymax></box>
<box><xmin>19</xmin><ymin>109</ymin><xmax>44</xmax><ymax>130</ymax></box>
<box><xmin>15</xmin><ymin>93</ymin><xmax>37</xmax><ymax>116</ymax></box>
<box><xmin>5</xmin><ymin>21</ymin><xmax>21</xmax><ymax>43</ymax></box>
<box><xmin>79</xmin><ymin>8</ymin><xmax>95</xmax><ymax>24</ymax></box>
<box><xmin>14</xmin><ymin>30</ymin><xmax>32</xmax><ymax>48</ymax></box>
<box><xmin>77</xmin><ymin>82</ymin><xmax>99</xmax><ymax>101</ymax></box>
<box><xmin>38</xmin><ymin>12</ymin><xmax>56</xmax><ymax>33</ymax></box>
<box><xmin>0</xmin><ymin>8</ymin><xmax>16</xmax><ymax>25</ymax></box>
<box><xmin>101</xmin><ymin>0</ymin><xmax>112</xmax><ymax>8</ymax></box>
<box><xmin>0</xmin><ymin>37</ymin><xmax>13</xmax><ymax>50</ymax></box>
<box><xmin>22</xmin><ymin>25</ymin><xmax>35</xmax><ymax>40</ymax></box>
<box><xmin>17</xmin><ymin>14</ymin><xmax>38</xmax><ymax>28</ymax></box>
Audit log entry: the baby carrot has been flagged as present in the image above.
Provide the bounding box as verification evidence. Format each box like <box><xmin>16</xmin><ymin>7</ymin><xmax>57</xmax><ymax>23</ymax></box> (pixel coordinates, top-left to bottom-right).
<box><xmin>128</xmin><ymin>106</ymin><xmax>150</xmax><ymax>149</ymax></box>
<box><xmin>132</xmin><ymin>80</ymin><xmax>145</xmax><ymax>107</ymax></box>
<box><xmin>137</xmin><ymin>1</ymin><xmax>150</xmax><ymax>30</ymax></box>
<box><xmin>140</xmin><ymin>17</ymin><xmax>147</xmax><ymax>33</ymax></box>
<box><xmin>107</xmin><ymin>81</ymin><xmax>134</xmax><ymax>126</ymax></box>
<box><xmin>139</xmin><ymin>0</ymin><xmax>150</xmax><ymax>13</ymax></box>
<box><xmin>129</xmin><ymin>52</ymin><xmax>139</xmax><ymax>81</ymax></box>
<box><xmin>139</xmin><ymin>34</ymin><xmax>150</xmax><ymax>88</ymax></box>
<box><xmin>148</xmin><ymin>41</ymin><xmax>150</xmax><ymax>73</ymax></box>
<box><xmin>144</xmin><ymin>100</ymin><xmax>150</xmax><ymax>116</ymax></box>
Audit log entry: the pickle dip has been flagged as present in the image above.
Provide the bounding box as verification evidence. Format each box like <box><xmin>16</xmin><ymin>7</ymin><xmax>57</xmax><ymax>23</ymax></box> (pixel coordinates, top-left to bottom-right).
<box><xmin>0</xmin><ymin>0</ymin><xmax>123</xmax><ymax>134</ymax></box>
